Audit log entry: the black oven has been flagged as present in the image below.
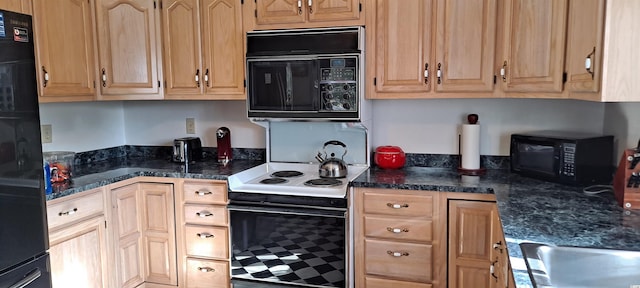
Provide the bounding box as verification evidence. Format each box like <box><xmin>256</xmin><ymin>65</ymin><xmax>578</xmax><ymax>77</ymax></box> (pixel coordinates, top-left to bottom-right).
<box><xmin>228</xmin><ymin>192</ymin><xmax>348</xmax><ymax>288</ymax></box>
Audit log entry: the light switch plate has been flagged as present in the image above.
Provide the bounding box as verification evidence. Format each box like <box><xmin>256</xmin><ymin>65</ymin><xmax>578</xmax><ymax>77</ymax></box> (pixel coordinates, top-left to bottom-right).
<box><xmin>41</xmin><ymin>124</ymin><xmax>52</xmax><ymax>143</ymax></box>
<box><xmin>186</xmin><ymin>118</ymin><xmax>195</xmax><ymax>134</ymax></box>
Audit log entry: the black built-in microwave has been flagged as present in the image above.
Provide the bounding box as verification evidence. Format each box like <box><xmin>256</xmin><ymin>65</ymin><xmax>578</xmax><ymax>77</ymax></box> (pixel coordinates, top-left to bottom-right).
<box><xmin>245</xmin><ymin>27</ymin><xmax>363</xmax><ymax>120</ymax></box>
<box><xmin>510</xmin><ymin>131</ymin><xmax>614</xmax><ymax>185</ymax></box>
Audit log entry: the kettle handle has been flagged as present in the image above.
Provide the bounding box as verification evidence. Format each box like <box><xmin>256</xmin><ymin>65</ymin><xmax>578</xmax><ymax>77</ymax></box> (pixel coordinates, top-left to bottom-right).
<box><xmin>323</xmin><ymin>140</ymin><xmax>348</xmax><ymax>159</ymax></box>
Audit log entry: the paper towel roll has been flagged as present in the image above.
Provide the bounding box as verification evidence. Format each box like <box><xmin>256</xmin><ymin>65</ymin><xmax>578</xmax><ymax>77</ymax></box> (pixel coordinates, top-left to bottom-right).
<box><xmin>461</xmin><ymin>124</ymin><xmax>480</xmax><ymax>170</ymax></box>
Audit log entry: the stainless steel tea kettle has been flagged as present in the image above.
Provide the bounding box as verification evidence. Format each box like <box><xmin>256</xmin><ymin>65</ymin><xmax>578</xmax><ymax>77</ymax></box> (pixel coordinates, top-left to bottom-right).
<box><xmin>317</xmin><ymin>140</ymin><xmax>348</xmax><ymax>178</ymax></box>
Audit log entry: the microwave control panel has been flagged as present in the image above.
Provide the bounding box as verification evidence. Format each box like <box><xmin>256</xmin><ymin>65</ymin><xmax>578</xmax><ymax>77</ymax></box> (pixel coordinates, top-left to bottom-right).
<box><xmin>561</xmin><ymin>143</ymin><xmax>577</xmax><ymax>177</ymax></box>
<box><xmin>319</xmin><ymin>57</ymin><xmax>358</xmax><ymax>112</ymax></box>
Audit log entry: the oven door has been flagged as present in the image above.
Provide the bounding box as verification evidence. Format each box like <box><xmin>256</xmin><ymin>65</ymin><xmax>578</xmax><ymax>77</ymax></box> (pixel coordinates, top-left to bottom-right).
<box><xmin>228</xmin><ymin>203</ymin><xmax>346</xmax><ymax>288</ymax></box>
<box><xmin>247</xmin><ymin>57</ymin><xmax>319</xmax><ymax>115</ymax></box>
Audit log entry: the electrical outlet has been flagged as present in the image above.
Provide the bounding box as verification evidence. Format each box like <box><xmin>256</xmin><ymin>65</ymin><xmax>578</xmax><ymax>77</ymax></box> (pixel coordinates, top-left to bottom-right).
<box><xmin>186</xmin><ymin>118</ymin><xmax>195</xmax><ymax>134</ymax></box>
<box><xmin>41</xmin><ymin>124</ymin><xmax>52</xmax><ymax>143</ymax></box>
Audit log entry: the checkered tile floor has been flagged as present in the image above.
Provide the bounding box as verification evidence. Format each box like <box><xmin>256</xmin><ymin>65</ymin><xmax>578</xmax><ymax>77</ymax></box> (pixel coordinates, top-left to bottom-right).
<box><xmin>231</xmin><ymin>216</ymin><xmax>345</xmax><ymax>287</ymax></box>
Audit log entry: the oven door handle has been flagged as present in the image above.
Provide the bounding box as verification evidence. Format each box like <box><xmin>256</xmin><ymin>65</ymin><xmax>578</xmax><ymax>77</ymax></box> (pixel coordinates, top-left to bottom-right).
<box><xmin>227</xmin><ymin>204</ymin><xmax>345</xmax><ymax>218</ymax></box>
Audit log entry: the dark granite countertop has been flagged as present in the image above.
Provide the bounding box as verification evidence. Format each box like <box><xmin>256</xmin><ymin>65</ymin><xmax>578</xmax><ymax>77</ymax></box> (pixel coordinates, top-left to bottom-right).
<box><xmin>353</xmin><ymin>167</ymin><xmax>640</xmax><ymax>288</ymax></box>
<box><xmin>48</xmin><ymin>158</ymin><xmax>640</xmax><ymax>288</ymax></box>
<box><xmin>46</xmin><ymin>157</ymin><xmax>264</xmax><ymax>201</ymax></box>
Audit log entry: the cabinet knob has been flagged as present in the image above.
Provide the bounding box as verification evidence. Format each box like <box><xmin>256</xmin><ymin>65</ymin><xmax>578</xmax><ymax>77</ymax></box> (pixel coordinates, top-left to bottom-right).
<box><xmin>500</xmin><ymin>61</ymin><xmax>507</xmax><ymax>82</ymax></box>
<box><xmin>196</xmin><ymin>211</ymin><xmax>213</xmax><ymax>218</ymax></box>
<box><xmin>197</xmin><ymin>233</ymin><xmax>215</xmax><ymax>239</ymax></box>
<box><xmin>387</xmin><ymin>251</ymin><xmax>409</xmax><ymax>257</ymax></box>
<box><xmin>386</xmin><ymin>227</ymin><xmax>409</xmax><ymax>233</ymax></box>
<box><xmin>386</xmin><ymin>203</ymin><xmax>409</xmax><ymax>209</ymax></box>
<box><xmin>297</xmin><ymin>0</ymin><xmax>302</xmax><ymax>14</ymax></box>
<box><xmin>585</xmin><ymin>46</ymin><xmax>595</xmax><ymax>79</ymax></box>
<box><xmin>42</xmin><ymin>66</ymin><xmax>49</xmax><ymax>87</ymax></box>
<box><xmin>196</xmin><ymin>189</ymin><xmax>212</xmax><ymax>196</ymax></box>
<box><xmin>198</xmin><ymin>267</ymin><xmax>215</xmax><ymax>273</ymax></box>
<box><xmin>58</xmin><ymin>208</ymin><xmax>78</xmax><ymax>216</ymax></box>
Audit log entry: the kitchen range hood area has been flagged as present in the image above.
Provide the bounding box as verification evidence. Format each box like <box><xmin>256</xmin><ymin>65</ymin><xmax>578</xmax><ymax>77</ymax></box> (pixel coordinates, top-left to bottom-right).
<box><xmin>3</xmin><ymin>0</ymin><xmax>640</xmax><ymax>287</ymax></box>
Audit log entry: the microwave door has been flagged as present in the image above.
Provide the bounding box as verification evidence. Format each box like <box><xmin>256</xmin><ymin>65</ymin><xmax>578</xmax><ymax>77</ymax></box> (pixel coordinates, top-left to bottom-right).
<box><xmin>247</xmin><ymin>59</ymin><xmax>318</xmax><ymax>113</ymax></box>
<box><xmin>512</xmin><ymin>141</ymin><xmax>559</xmax><ymax>177</ymax></box>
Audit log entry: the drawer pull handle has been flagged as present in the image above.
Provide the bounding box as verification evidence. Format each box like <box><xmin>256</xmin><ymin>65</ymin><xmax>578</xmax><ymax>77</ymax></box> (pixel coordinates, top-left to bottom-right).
<box><xmin>386</xmin><ymin>203</ymin><xmax>409</xmax><ymax>209</ymax></box>
<box><xmin>198</xmin><ymin>267</ymin><xmax>215</xmax><ymax>273</ymax></box>
<box><xmin>58</xmin><ymin>208</ymin><xmax>78</xmax><ymax>216</ymax></box>
<box><xmin>387</xmin><ymin>251</ymin><xmax>409</xmax><ymax>257</ymax></box>
<box><xmin>196</xmin><ymin>190</ymin><xmax>212</xmax><ymax>196</ymax></box>
<box><xmin>197</xmin><ymin>233</ymin><xmax>215</xmax><ymax>239</ymax></box>
<box><xmin>387</xmin><ymin>227</ymin><xmax>409</xmax><ymax>233</ymax></box>
<box><xmin>196</xmin><ymin>211</ymin><xmax>213</xmax><ymax>218</ymax></box>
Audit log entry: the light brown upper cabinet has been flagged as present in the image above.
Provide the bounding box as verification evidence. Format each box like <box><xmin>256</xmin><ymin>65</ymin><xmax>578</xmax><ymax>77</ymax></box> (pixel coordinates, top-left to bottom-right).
<box><xmin>366</xmin><ymin>0</ymin><xmax>497</xmax><ymax>99</ymax></box>
<box><xmin>33</xmin><ymin>0</ymin><xmax>97</xmax><ymax>102</ymax></box>
<box><xmin>95</xmin><ymin>0</ymin><xmax>163</xmax><ymax>100</ymax></box>
<box><xmin>564</xmin><ymin>0</ymin><xmax>604</xmax><ymax>99</ymax></box>
<box><xmin>0</xmin><ymin>0</ymin><xmax>32</xmax><ymax>14</ymax></box>
<box><xmin>498</xmin><ymin>0</ymin><xmax>568</xmax><ymax>94</ymax></box>
<box><xmin>242</xmin><ymin>0</ymin><xmax>364</xmax><ymax>31</ymax></box>
<box><xmin>162</xmin><ymin>0</ymin><xmax>245</xmax><ymax>100</ymax></box>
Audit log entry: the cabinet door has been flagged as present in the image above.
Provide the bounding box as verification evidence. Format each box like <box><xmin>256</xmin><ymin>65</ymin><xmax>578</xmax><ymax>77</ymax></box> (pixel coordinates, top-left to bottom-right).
<box><xmin>565</xmin><ymin>0</ymin><xmax>604</xmax><ymax>97</ymax></box>
<box><xmin>162</xmin><ymin>0</ymin><xmax>203</xmax><ymax>97</ymax></box>
<box><xmin>95</xmin><ymin>0</ymin><xmax>162</xmax><ymax>98</ymax></box>
<box><xmin>112</xmin><ymin>183</ymin><xmax>145</xmax><ymax>288</ymax></box>
<box><xmin>501</xmin><ymin>0</ymin><xmax>567</xmax><ymax>93</ymax></box>
<box><xmin>140</xmin><ymin>183</ymin><xmax>177</xmax><ymax>285</ymax></box>
<box><xmin>307</xmin><ymin>0</ymin><xmax>361</xmax><ymax>23</ymax></box>
<box><xmin>201</xmin><ymin>0</ymin><xmax>245</xmax><ymax>99</ymax></box>
<box><xmin>254</xmin><ymin>0</ymin><xmax>306</xmax><ymax>26</ymax></box>
<box><xmin>33</xmin><ymin>0</ymin><xmax>97</xmax><ymax>101</ymax></box>
<box><xmin>49</xmin><ymin>216</ymin><xmax>109</xmax><ymax>288</ymax></box>
<box><xmin>0</xmin><ymin>0</ymin><xmax>31</xmax><ymax>14</ymax></box>
<box><xmin>448</xmin><ymin>200</ymin><xmax>498</xmax><ymax>288</ymax></box>
<box><xmin>434</xmin><ymin>0</ymin><xmax>496</xmax><ymax>92</ymax></box>
<box><xmin>371</xmin><ymin>0</ymin><xmax>432</xmax><ymax>97</ymax></box>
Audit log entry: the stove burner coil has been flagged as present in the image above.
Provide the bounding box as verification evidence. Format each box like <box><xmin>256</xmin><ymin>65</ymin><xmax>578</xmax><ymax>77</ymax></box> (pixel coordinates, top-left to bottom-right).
<box><xmin>270</xmin><ymin>170</ymin><xmax>304</xmax><ymax>178</ymax></box>
<box><xmin>260</xmin><ymin>178</ymin><xmax>288</xmax><ymax>184</ymax></box>
<box><xmin>304</xmin><ymin>178</ymin><xmax>342</xmax><ymax>187</ymax></box>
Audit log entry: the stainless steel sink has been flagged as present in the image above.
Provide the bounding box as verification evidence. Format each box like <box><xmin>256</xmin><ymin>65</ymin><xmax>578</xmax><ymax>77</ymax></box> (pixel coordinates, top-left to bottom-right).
<box><xmin>520</xmin><ymin>243</ymin><xmax>640</xmax><ymax>288</ymax></box>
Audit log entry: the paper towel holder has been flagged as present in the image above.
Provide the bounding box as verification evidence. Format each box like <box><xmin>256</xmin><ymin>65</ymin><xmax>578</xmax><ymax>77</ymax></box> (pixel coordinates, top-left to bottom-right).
<box><xmin>458</xmin><ymin>114</ymin><xmax>486</xmax><ymax>176</ymax></box>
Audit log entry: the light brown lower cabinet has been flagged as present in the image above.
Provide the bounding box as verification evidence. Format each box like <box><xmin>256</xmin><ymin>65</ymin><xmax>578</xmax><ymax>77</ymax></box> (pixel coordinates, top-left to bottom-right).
<box><xmin>354</xmin><ymin>188</ymin><xmax>514</xmax><ymax>288</ymax></box>
<box><xmin>109</xmin><ymin>178</ymin><xmax>178</xmax><ymax>288</ymax></box>
<box><xmin>447</xmin><ymin>193</ymin><xmax>513</xmax><ymax>288</ymax></box>
<box><xmin>47</xmin><ymin>187</ymin><xmax>111</xmax><ymax>288</ymax></box>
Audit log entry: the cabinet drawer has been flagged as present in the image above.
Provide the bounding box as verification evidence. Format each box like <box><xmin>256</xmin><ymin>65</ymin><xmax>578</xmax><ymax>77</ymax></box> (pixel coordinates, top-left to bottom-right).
<box><xmin>364</xmin><ymin>215</ymin><xmax>432</xmax><ymax>242</ymax></box>
<box><xmin>184</xmin><ymin>204</ymin><xmax>228</xmax><ymax>226</ymax></box>
<box><xmin>183</xmin><ymin>181</ymin><xmax>227</xmax><ymax>204</ymax></box>
<box><xmin>185</xmin><ymin>225</ymin><xmax>228</xmax><ymax>259</ymax></box>
<box><xmin>365</xmin><ymin>277</ymin><xmax>433</xmax><ymax>288</ymax></box>
<box><xmin>47</xmin><ymin>190</ymin><xmax>104</xmax><ymax>231</ymax></box>
<box><xmin>186</xmin><ymin>258</ymin><xmax>229</xmax><ymax>288</ymax></box>
<box><xmin>363</xmin><ymin>192</ymin><xmax>433</xmax><ymax>217</ymax></box>
<box><xmin>364</xmin><ymin>239</ymin><xmax>433</xmax><ymax>283</ymax></box>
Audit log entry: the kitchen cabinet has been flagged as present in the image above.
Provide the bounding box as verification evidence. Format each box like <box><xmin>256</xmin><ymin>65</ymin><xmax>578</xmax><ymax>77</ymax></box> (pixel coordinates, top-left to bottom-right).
<box><xmin>110</xmin><ymin>180</ymin><xmax>177</xmax><ymax>288</ymax></box>
<box><xmin>46</xmin><ymin>187</ymin><xmax>111</xmax><ymax>288</ymax></box>
<box><xmin>447</xmin><ymin>193</ymin><xmax>511</xmax><ymax>288</ymax></box>
<box><xmin>175</xmin><ymin>179</ymin><xmax>230</xmax><ymax>288</ymax></box>
<box><xmin>498</xmin><ymin>0</ymin><xmax>568</xmax><ymax>94</ymax></box>
<box><xmin>161</xmin><ymin>0</ymin><xmax>245</xmax><ymax>100</ymax></box>
<box><xmin>564</xmin><ymin>0</ymin><xmax>604</xmax><ymax>99</ymax></box>
<box><xmin>95</xmin><ymin>0</ymin><xmax>163</xmax><ymax>100</ymax></box>
<box><xmin>366</xmin><ymin>0</ymin><xmax>497</xmax><ymax>99</ymax></box>
<box><xmin>32</xmin><ymin>0</ymin><xmax>98</xmax><ymax>102</ymax></box>
<box><xmin>0</xmin><ymin>0</ymin><xmax>31</xmax><ymax>14</ymax></box>
<box><xmin>353</xmin><ymin>187</ymin><xmax>446</xmax><ymax>288</ymax></box>
<box><xmin>242</xmin><ymin>0</ymin><xmax>364</xmax><ymax>31</ymax></box>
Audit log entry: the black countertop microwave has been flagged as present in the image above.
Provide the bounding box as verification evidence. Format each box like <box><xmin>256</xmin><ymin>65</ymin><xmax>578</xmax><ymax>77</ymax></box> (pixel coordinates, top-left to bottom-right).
<box><xmin>510</xmin><ymin>131</ymin><xmax>614</xmax><ymax>186</ymax></box>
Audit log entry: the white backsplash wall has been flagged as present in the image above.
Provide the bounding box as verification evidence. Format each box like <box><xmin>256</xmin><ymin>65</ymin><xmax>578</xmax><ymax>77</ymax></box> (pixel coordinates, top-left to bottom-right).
<box><xmin>371</xmin><ymin>98</ymin><xmax>606</xmax><ymax>156</ymax></box>
<box><xmin>604</xmin><ymin>102</ymin><xmax>640</xmax><ymax>161</ymax></box>
<box><xmin>122</xmin><ymin>100</ymin><xmax>265</xmax><ymax>148</ymax></box>
<box><xmin>39</xmin><ymin>102</ymin><xmax>126</xmax><ymax>152</ymax></box>
<box><xmin>39</xmin><ymin>99</ymin><xmax>611</xmax><ymax>157</ymax></box>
